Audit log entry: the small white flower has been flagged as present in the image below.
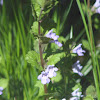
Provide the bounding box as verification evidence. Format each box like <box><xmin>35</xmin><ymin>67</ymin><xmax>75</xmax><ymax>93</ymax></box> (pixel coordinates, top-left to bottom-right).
<box><xmin>91</xmin><ymin>0</ymin><xmax>100</xmax><ymax>14</ymax></box>
<box><xmin>38</xmin><ymin>71</ymin><xmax>50</xmax><ymax>84</ymax></box>
<box><xmin>46</xmin><ymin>65</ymin><xmax>58</xmax><ymax>78</ymax></box>
<box><xmin>72</xmin><ymin>60</ymin><xmax>83</xmax><ymax>76</ymax></box>
<box><xmin>38</xmin><ymin>65</ymin><xmax>58</xmax><ymax>84</ymax></box>
<box><xmin>71</xmin><ymin>88</ymin><xmax>82</xmax><ymax>97</ymax></box>
<box><xmin>0</xmin><ymin>87</ymin><xmax>3</xmax><ymax>95</ymax></box>
<box><xmin>0</xmin><ymin>0</ymin><xmax>3</xmax><ymax>5</ymax></box>
<box><xmin>73</xmin><ymin>44</ymin><xmax>85</xmax><ymax>56</ymax></box>
<box><xmin>70</xmin><ymin>88</ymin><xmax>83</xmax><ymax>100</ymax></box>
<box><xmin>45</xmin><ymin>29</ymin><xmax>62</xmax><ymax>47</ymax></box>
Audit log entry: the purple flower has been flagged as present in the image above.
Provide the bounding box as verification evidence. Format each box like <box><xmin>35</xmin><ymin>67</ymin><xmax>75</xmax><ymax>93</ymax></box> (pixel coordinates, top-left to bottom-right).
<box><xmin>0</xmin><ymin>0</ymin><xmax>3</xmax><ymax>5</ymax></box>
<box><xmin>72</xmin><ymin>60</ymin><xmax>83</xmax><ymax>76</ymax></box>
<box><xmin>91</xmin><ymin>0</ymin><xmax>100</xmax><ymax>14</ymax></box>
<box><xmin>0</xmin><ymin>87</ymin><xmax>3</xmax><ymax>95</ymax></box>
<box><xmin>38</xmin><ymin>65</ymin><xmax>58</xmax><ymax>84</ymax></box>
<box><xmin>46</xmin><ymin>65</ymin><xmax>58</xmax><ymax>78</ymax></box>
<box><xmin>73</xmin><ymin>44</ymin><xmax>85</xmax><ymax>56</ymax></box>
<box><xmin>55</xmin><ymin>41</ymin><xmax>63</xmax><ymax>47</ymax></box>
<box><xmin>38</xmin><ymin>71</ymin><xmax>50</xmax><ymax>84</ymax></box>
<box><xmin>70</xmin><ymin>88</ymin><xmax>83</xmax><ymax>100</ymax></box>
<box><xmin>0</xmin><ymin>91</ymin><xmax>3</xmax><ymax>95</ymax></box>
<box><xmin>45</xmin><ymin>29</ymin><xmax>62</xmax><ymax>47</ymax></box>
<box><xmin>71</xmin><ymin>88</ymin><xmax>82</xmax><ymax>97</ymax></box>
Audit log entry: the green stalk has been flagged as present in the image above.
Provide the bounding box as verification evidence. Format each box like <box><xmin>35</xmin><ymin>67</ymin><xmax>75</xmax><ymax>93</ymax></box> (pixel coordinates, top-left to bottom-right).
<box><xmin>86</xmin><ymin>0</ymin><xmax>100</xmax><ymax>83</ymax></box>
<box><xmin>76</xmin><ymin>0</ymin><xmax>100</xmax><ymax>99</ymax></box>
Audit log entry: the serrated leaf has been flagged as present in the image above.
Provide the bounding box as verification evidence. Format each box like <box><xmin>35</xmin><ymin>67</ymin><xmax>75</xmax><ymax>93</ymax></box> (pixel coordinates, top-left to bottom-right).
<box><xmin>31</xmin><ymin>0</ymin><xmax>41</xmax><ymax>18</ymax></box>
<box><xmin>83</xmin><ymin>95</ymin><xmax>94</xmax><ymax>100</ymax></box>
<box><xmin>0</xmin><ymin>78</ymin><xmax>8</xmax><ymax>89</ymax></box>
<box><xmin>86</xmin><ymin>85</ymin><xmax>97</xmax><ymax>98</ymax></box>
<box><xmin>25</xmin><ymin>51</ymin><xmax>43</xmax><ymax>71</ymax></box>
<box><xmin>47</xmin><ymin>52</ymin><xmax>65</xmax><ymax>65</ymax></box>
<box><xmin>31</xmin><ymin>0</ymin><xmax>58</xmax><ymax>19</ymax></box>
<box><xmin>82</xmin><ymin>39</ymin><xmax>90</xmax><ymax>50</ymax></box>
<box><xmin>30</xmin><ymin>21</ymin><xmax>44</xmax><ymax>35</ymax></box>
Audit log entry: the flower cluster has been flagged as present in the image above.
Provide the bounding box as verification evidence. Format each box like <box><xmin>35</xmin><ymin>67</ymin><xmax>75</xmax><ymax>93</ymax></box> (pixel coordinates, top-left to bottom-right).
<box><xmin>70</xmin><ymin>88</ymin><xmax>83</xmax><ymax>100</ymax></box>
<box><xmin>72</xmin><ymin>60</ymin><xmax>83</xmax><ymax>76</ymax></box>
<box><xmin>45</xmin><ymin>29</ymin><xmax>62</xmax><ymax>47</ymax></box>
<box><xmin>72</xmin><ymin>44</ymin><xmax>85</xmax><ymax>56</ymax></box>
<box><xmin>0</xmin><ymin>87</ymin><xmax>3</xmax><ymax>95</ymax></box>
<box><xmin>91</xmin><ymin>0</ymin><xmax>100</xmax><ymax>14</ymax></box>
<box><xmin>38</xmin><ymin>65</ymin><xmax>58</xmax><ymax>84</ymax></box>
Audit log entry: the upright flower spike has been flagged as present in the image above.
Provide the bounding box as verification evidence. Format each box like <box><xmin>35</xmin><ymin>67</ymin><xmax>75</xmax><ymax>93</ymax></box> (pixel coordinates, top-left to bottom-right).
<box><xmin>38</xmin><ymin>71</ymin><xmax>50</xmax><ymax>84</ymax></box>
<box><xmin>72</xmin><ymin>60</ymin><xmax>83</xmax><ymax>76</ymax></box>
<box><xmin>91</xmin><ymin>0</ymin><xmax>100</xmax><ymax>14</ymax></box>
<box><xmin>46</xmin><ymin>65</ymin><xmax>58</xmax><ymax>78</ymax></box>
<box><xmin>0</xmin><ymin>87</ymin><xmax>3</xmax><ymax>95</ymax></box>
<box><xmin>72</xmin><ymin>44</ymin><xmax>85</xmax><ymax>56</ymax></box>
<box><xmin>45</xmin><ymin>29</ymin><xmax>62</xmax><ymax>47</ymax></box>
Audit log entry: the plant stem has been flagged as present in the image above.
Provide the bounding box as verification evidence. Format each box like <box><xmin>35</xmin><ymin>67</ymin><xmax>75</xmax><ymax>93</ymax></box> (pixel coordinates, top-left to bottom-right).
<box><xmin>38</xmin><ymin>21</ymin><xmax>44</xmax><ymax>68</ymax></box>
<box><xmin>38</xmin><ymin>8</ymin><xmax>48</xmax><ymax>100</ymax></box>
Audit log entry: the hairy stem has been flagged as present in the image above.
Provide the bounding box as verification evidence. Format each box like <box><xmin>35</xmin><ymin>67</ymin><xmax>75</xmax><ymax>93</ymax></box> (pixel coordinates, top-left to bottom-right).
<box><xmin>38</xmin><ymin>21</ymin><xmax>44</xmax><ymax>68</ymax></box>
<box><xmin>38</xmin><ymin>8</ymin><xmax>48</xmax><ymax>100</ymax></box>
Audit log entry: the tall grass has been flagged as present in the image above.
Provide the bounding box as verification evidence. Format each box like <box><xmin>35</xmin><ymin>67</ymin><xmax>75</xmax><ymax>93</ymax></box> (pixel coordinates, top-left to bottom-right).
<box><xmin>76</xmin><ymin>0</ymin><xmax>100</xmax><ymax>99</ymax></box>
<box><xmin>0</xmin><ymin>0</ymin><xmax>38</xmax><ymax>100</ymax></box>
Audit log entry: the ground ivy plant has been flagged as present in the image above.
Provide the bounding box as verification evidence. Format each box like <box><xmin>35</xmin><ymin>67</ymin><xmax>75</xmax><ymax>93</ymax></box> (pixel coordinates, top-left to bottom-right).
<box><xmin>25</xmin><ymin>0</ymin><xmax>100</xmax><ymax>100</ymax></box>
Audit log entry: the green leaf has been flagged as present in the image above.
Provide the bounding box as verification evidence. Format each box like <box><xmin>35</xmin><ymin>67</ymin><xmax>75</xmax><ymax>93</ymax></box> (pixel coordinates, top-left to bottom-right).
<box><xmin>82</xmin><ymin>39</ymin><xmax>90</xmax><ymax>50</ymax></box>
<box><xmin>47</xmin><ymin>52</ymin><xmax>65</xmax><ymax>65</ymax></box>
<box><xmin>72</xmin><ymin>83</ymin><xmax>82</xmax><ymax>92</ymax></box>
<box><xmin>86</xmin><ymin>85</ymin><xmax>97</xmax><ymax>98</ymax></box>
<box><xmin>0</xmin><ymin>78</ymin><xmax>8</xmax><ymax>89</ymax></box>
<box><xmin>30</xmin><ymin>21</ymin><xmax>44</xmax><ymax>35</ymax></box>
<box><xmin>41</xmin><ymin>18</ymin><xmax>56</xmax><ymax>32</ymax></box>
<box><xmin>83</xmin><ymin>95</ymin><xmax>94</xmax><ymax>100</ymax></box>
<box><xmin>31</xmin><ymin>0</ymin><xmax>41</xmax><ymax>18</ymax></box>
<box><xmin>33</xmin><ymin>39</ymin><xmax>39</xmax><ymax>53</ymax></box>
<box><xmin>31</xmin><ymin>0</ymin><xmax>58</xmax><ymax>19</ymax></box>
<box><xmin>37</xmin><ymin>0</ymin><xmax>46</xmax><ymax>8</ymax></box>
<box><xmin>51</xmin><ymin>71</ymin><xmax>62</xmax><ymax>82</ymax></box>
<box><xmin>25</xmin><ymin>51</ymin><xmax>43</xmax><ymax>71</ymax></box>
<box><xmin>35</xmin><ymin>81</ymin><xmax>44</xmax><ymax>96</ymax></box>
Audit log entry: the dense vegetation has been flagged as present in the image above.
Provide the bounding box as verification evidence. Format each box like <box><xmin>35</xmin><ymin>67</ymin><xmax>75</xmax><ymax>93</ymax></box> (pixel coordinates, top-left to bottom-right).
<box><xmin>0</xmin><ymin>0</ymin><xmax>100</xmax><ymax>100</ymax></box>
